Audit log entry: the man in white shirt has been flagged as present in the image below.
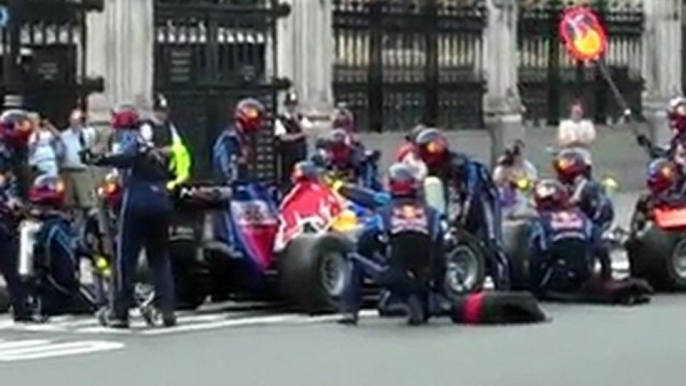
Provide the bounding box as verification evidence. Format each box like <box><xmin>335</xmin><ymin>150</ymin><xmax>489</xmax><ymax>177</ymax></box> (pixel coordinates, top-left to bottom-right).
<box><xmin>27</xmin><ymin>113</ymin><xmax>61</xmax><ymax>179</ymax></box>
<box><xmin>557</xmin><ymin>101</ymin><xmax>596</xmax><ymax>165</ymax></box>
<box><xmin>59</xmin><ymin>109</ymin><xmax>97</xmax><ymax>212</ymax></box>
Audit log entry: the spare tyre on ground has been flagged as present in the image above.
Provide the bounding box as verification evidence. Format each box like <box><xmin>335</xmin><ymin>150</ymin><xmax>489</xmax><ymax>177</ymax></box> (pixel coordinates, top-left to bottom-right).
<box><xmin>627</xmin><ymin>223</ymin><xmax>686</xmax><ymax>291</ymax></box>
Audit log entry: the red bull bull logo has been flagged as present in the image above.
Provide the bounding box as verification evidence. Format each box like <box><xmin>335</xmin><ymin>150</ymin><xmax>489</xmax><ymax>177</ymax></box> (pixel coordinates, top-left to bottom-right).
<box><xmin>559</xmin><ymin>7</ymin><xmax>608</xmax><ymax>61</ymax></box>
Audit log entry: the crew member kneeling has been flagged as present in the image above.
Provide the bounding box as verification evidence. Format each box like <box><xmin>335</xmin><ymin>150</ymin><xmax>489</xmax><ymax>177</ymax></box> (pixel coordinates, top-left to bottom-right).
<box><xmin>339</xmin><ymin>163</ymin><xmax>443</xmax><ymax>326</ymax></box>
<box><xmin>528</xmin><ymin>179</ymin><xmax>610</xmax><ymax>297</ymax></box>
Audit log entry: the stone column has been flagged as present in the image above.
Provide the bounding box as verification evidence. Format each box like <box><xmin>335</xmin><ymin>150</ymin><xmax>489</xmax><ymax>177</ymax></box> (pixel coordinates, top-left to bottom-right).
<box><xmin>483</xmin><ymin>0</ymin><xmax>524</xmax><ymax>167</ymax></box>
<box><xmin>277</xmin><ymin>0</ymin><xmax>334</xmax><ymax>117</ymax></box>
<box><xmin>642</xmin><ymin>0</ymin><xmax>682</xmax><ymax>146</ymax></box>
<box><xmin>86</xmin><ymin>0</ymin><xmax>155</xmax><ymax>124</ymax></box>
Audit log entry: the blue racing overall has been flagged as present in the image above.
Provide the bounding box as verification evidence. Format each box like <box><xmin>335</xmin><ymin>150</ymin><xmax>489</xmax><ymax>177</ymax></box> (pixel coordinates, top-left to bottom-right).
<box><xmin>211</xmin><ymin>126</ymin><xmax>246</xmax><ymax>251</ymax></box>
<box><xmin>93</xmin><ymin>130</ymin><xmax>175</xmax><ymax>320</ymax></box>
<box><xmin>340</xmin><ymin>198</ymin><xmax>443</xmax><ymax>316</ymax></box>
<box><xmin>529</xmin><ymin>208</ymin><xmax>608</xmax><ymax>295</ymax></box>
<box><xmin>0</xmin><ymin>184</ymin><xmax>29</xmax><ymax>319</ymax></box>
<box><xmin>567</xmin><ymin>176</ymin><xmax>615</xmax><ymax>232</ymax></box>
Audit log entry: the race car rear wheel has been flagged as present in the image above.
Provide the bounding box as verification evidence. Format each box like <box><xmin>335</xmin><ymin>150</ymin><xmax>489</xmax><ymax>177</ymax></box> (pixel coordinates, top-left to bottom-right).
<box><xmin>169</xmin><ymin>237</ymin><xmax>212</xmax><ymax>310</ymax></box>
<box><xmin>443</xmin><ymin>231</ymin><xmax>486</xmax><ymax>300</ymax></box>
<box><xmin>503</xmin><ymin>221</ymin><xmax>534</xmax><ymax>291</ymax></box>
<box><xmin>279</xmin><ymin>233</ymin><xmax>353</xmax><ymax>314</ymax></box>
<box><xmin>627</xmin><ymin>223</ymin><xmax>686</xmax><ymax>291</ymax></box>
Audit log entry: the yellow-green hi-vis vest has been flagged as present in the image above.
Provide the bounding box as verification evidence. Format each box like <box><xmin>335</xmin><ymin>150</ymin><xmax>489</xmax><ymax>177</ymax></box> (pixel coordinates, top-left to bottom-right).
<box><xmin>167</xmin><ymin>125</ymin><xmax>191</xmax><ymax>190</ymax></box>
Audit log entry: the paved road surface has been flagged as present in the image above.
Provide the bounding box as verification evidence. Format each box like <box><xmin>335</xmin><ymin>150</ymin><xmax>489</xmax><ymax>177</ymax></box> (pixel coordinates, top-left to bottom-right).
<box><xmin>0</xmin><ymin>296</ymin><xmax>685</xmax><ymax>386</ymax></box>
<box><xmin>2</xmin><ymin>191</ymin><xmax>681</xmax><ymax>386</ymax></box>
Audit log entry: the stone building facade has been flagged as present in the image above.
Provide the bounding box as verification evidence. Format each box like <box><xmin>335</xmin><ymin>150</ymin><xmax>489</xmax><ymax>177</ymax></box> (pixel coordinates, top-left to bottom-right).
<box><xmin>85</xmin><ymin>0</ymin><xmax>681</xmax><ymax>142</ymax></box>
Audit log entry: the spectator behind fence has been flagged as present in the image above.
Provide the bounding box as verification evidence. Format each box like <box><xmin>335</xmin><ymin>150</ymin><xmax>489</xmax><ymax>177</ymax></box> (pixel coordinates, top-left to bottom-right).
<box><xmin>557</xmin><ymin>101</ymin><xmax>596</xmax><ymax>164</ymax></box>
<box><xmin>27</xmin><ymin>113</ymin><xmax>63</xmax><ymax>180</ymax></box>
<box><xmin>59</xmin><ymin>109</ymin><xmax>97</xmax><ymax>213</ymax></box>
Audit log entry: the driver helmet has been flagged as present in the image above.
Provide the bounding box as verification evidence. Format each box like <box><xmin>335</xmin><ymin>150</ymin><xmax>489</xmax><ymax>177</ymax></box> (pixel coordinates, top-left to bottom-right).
<box><xmin>234</xmin><ymin>98</ymin><xmax>266</xmax><ymax>134</ymax></box>
<box><xmin>415</xmin><ymin>128</ymin><xmax>449</xmax><ymax>169</ymax></box>
<box><xmin>533</xmin><ymin>179</ymin><xmax>569</xmax><ymax>211</ymax></box>
<box><xmin>647</xmin><ymin>158</ymin><xmax>678</xmax><ymax>195</ymax></box>
<box><xmin>328</xmin><ymin>128</ymin><xmax>352</xmax><ymax>168</ymax></box>
<box><xmin>28</xmin><ymin>175</ymin><xmax>66</xmax><ymax>208</ymax></box>
<box><xmin>291</xmin><ymin>160</ymin><xmax>320</xmax><ymax>184</ymax></box>
<box><xmin>553</xmin><ymin>148</ymin><xmax>590</xmax><ymax>184</ymax></box>
<box><xmin>387</xmin><ymin>163</ymin><xmax>420</xmax><ymax>199</ymax></box>
<box><xmin>110</xmin><ymin>105</ymin><xmax>140</xmax><ymax>130</ymax></box>
<box><xmin>668</xmin><ymin>96</ymin><xmax>686</xmax><ymax>135</ymax></box>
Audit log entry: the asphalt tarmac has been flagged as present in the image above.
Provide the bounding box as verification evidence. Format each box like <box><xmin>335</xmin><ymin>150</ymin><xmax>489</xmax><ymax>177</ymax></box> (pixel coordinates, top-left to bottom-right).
<box><xmin>1</xmin><ymin>191</ymin><xmax>681</xmax><ymax>386</ymax></box>
<box><xmin>0</xmin><ymin>295</ymin><xmax>685</xmax><ymax>386</ymax></box>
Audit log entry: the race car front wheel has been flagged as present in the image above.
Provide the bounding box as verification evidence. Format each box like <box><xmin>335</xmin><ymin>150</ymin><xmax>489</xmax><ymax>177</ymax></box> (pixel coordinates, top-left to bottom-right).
<box><xmin>443</xmin><ymin>230</ymin><xmax>486</xmax><ymax>300</ymax></box>
<box><xmin>627</xmin><ymin>224</ymin><xmax>686</xmax><ymax>291</ymax></box>
<box><xmin>279</xmin><ymin>233</ymin><xmax>353</xmax><ymax>314</ymax></box>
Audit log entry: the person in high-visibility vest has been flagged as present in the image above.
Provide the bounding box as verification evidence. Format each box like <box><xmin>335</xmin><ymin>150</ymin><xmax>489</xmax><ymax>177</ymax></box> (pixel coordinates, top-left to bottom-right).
<box><xmin>139</xmin><ymin>94</ymin><xmax>192</xmax><ymax>190</ymax></box>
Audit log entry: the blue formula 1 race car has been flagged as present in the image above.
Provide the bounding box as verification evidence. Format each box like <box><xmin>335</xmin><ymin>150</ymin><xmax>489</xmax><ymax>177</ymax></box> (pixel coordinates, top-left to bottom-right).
<box><xmin>162</xmin><ymin>168</ymin><xmax>384</xmax><ymax>314</ymax></box>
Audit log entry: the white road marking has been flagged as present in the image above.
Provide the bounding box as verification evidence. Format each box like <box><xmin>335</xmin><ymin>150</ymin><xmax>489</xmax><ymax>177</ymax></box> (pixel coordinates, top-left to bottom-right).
<box><xmin>0</xmin><ymin>259</ymin><xmax>634</xmax><ymax>336</ymax></box>
<box><xmin>0</xmin><ymin>340</ymin><xmax>50</xmax><ymax>350</ymax></box>
<box><xmin>142</xmin><ymin>310</ymin><xmax>378</xmax><ymax>335</ymax></box>
<box><xmin>0</xmin><ymin>340</ymin><xmax>123</xmax><ymax>362</ymax></box>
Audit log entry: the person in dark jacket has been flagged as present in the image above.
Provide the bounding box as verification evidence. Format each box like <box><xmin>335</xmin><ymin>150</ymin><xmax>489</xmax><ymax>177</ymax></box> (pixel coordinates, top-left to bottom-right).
<box><xmin>85</xmin><ymin>106</ymin><xmax>176</xmax><ymax>329</ymax></box>
<box><xmin>415</xmin><ymin>128</ymin><xmax>511</xmax><ymax>290</ymax></box>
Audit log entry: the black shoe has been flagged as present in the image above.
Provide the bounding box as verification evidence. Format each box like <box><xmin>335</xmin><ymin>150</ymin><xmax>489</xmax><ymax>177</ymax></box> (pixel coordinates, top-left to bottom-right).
<box><xmin>162</xmin><ymin>311</ymin><xmax>177</xmax><ymax>328</ymax></box>
<box><xmin>338</xmin><ymin>312</ymin><xmax>359</xmax><ymax>326</ymax></box>
<box><xmin>97</xmin><ymin>309</ymin><xmax>129</xmax><ymax>329</ymax></box>
<box><xmin>406</xmin><ymin>295</ymin><xmax>427</xmax><ymax>326</ymax></box>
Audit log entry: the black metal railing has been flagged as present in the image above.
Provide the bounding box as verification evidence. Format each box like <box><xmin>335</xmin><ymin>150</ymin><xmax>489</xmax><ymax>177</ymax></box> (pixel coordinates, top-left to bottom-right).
<box><xmin>333</xmin><ymin>0</ymin><xmax>487</xmax><ymax>132</ymax></box>
<box><xmin>518</xmin><ymin>0</ymin><xmax>644</xmax><ymax>126</ymax></box>
<box><xmin>154</xmin><ymin>0</ymin><xmax>291</xmax><ymax>181</ymax></box>
<box><xmin>0</xmin><ymin>0</ymin><xmax>104</xmax><ymax>128</ymax></box>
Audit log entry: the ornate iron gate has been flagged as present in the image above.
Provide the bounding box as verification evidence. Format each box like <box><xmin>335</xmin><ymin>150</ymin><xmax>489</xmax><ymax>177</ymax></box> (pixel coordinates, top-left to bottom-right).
<box><xmin>333</xmin><ymin>0</ymin><xmax>487</xmax><ymax>132</ymax></box>
<box><xmin>0</xmin><ymin>0</ymin><xmax>104</xmax><ymax>129</ymax></box>
<box><xmin>518</xmin><ymin>0</ymin><xmax>644</xmax><ymax>126</ymax></box>
<box><xmin>154</xmin><ymin>0</ymin><xmax>291</xmax><ymax>181</ymax></box>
